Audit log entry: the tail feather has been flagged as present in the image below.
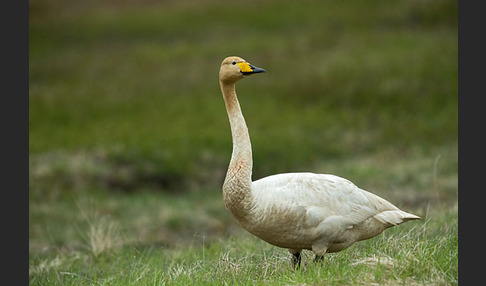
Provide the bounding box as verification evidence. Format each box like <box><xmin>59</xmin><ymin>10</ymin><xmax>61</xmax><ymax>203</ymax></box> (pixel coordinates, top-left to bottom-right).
<box><xmin>373</xmin><ymin>210</ymin><xmax>421</xmax><ymax>226</ymax></box>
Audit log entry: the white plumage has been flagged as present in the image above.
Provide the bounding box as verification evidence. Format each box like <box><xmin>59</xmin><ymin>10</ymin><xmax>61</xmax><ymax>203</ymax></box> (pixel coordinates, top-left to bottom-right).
<box><xmin>218</xmin><ymin>56</ymin><xmax>420</xmax><ymax>266</ymax></box>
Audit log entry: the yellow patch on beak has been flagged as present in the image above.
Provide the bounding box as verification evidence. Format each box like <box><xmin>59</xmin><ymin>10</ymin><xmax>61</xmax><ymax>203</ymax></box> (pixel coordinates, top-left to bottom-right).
<box><xmin>237</xmin><ymin>62</ymin><xmax>253</xmax><ymax>73</ymax></box>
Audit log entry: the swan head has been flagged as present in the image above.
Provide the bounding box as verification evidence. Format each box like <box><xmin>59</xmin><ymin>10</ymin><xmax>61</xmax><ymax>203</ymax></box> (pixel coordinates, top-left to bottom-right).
<box><xmin>219</xmin><ymin>56</ymin><xmax>266</xmax><ymax>83</ymax></box>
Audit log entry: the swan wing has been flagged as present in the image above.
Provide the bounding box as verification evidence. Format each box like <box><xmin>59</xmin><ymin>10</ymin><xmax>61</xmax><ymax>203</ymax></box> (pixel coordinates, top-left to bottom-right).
<box><xmin>251</xmin><ymin>172</ymin><xmax>402</xmax><ymax>228</ymax></box>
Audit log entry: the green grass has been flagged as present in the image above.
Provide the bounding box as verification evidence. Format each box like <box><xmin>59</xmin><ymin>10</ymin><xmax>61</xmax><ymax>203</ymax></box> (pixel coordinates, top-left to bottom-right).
<box><xmin>30</xmin><ymin>0</ymin><xmax>457</xmax><ymax>284</ymax></box>
<box><xmin>29</xmin><ymin>148</ymin><xmax>457</xmax><ymax>285</ymax></box>
<box><xmin>29</xmin><ymin>194</ymin><xmax>457</xmax><ymax>285</ymax></box>
<box><xmin>29</xmin><ymin>0</ymin><xmax>457</xmax><ymax>178</ymax></box>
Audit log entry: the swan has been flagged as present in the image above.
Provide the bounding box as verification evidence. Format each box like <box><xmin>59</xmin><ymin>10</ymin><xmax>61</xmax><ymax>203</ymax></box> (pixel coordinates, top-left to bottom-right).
<box><xmin>219</xmin><ymin>56</ymin><xmax>420</xmax><ymax>267</ymax></box>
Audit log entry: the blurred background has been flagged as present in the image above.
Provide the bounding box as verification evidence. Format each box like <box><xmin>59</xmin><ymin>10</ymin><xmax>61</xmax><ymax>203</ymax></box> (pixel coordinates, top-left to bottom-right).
<box><xmin>30</xmin><ymin>0</ymin><xmax>457</xmax><ymax>252</ymax></box>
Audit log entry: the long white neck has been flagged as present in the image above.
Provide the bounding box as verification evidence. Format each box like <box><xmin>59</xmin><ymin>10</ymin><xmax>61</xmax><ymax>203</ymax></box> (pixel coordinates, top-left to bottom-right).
<box><xmin>220</xmin><ymin>80</ymin><xmax>253</xmax><ymax>222</ymax></box>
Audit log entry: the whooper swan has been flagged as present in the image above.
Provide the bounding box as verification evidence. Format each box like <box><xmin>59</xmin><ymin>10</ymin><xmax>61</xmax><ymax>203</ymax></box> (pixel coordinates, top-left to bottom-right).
<box><xmin>219</xmin><ymin>56</ymin><xmax>420</xmax><ymax>267</ymax></box>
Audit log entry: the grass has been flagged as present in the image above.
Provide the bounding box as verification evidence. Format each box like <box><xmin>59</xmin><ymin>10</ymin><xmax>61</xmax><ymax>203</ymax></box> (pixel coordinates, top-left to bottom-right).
<box><xmin>30</xmin><ymin>0</ymin><xmax>457</xmax><ymax>284</ymax></box>
<box><xmin>29</xmin><ymin>149</ymin><xmax>457</xmax><ymax>285</ymax></box>
<box><xmin>29</xmin><ymin>200</ymin><xmax>457</xmax><ymax>285</ymax></box>
<box><xmin>29</xmin><ymin>0</ymin><xmax>457</xmax><ymax>178</ymax></box>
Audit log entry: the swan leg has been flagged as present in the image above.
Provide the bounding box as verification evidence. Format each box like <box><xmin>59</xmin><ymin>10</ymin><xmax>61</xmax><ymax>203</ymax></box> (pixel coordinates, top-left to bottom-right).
<box><xmin>314</xmin><ymin>254</ymin><xmax>325</xmax><ymax>263</ymax></box>
<box><xmin>292</xmin><ymin>253</ymin><xmax>302</xmax><ymax>268</ymax></box>
<box><xmin>312</xmin><ymin>243</ymin><xmax>328</xmax><ymax>264</ymax></box>
<box><xmin>288</xmin><ymin>249</ymin><xmax>302</xmax><ymax>268</ymax></box>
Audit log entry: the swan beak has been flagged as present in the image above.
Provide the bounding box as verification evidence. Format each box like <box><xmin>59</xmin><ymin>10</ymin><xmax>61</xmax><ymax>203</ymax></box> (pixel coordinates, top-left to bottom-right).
<box><xmin>238</xmin><ymin>62</ymin><xmax>266</xmax><ymax>75</ymax></box>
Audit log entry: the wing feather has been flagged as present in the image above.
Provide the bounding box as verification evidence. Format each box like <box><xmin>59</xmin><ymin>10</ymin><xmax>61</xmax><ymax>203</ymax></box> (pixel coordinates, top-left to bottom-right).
<box><xmin>251</xmin><ymin>172</ymin><xmax>406</xmax><ymax>226</ymax></box>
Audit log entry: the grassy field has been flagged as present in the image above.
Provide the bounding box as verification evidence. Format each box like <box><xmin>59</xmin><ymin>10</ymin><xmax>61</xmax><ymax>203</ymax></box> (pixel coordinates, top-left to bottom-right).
<box><xmin>29</xmin><ymin>204</ymin><xmax>457</xmax><ymax>285</ymax></box>
<box><xmin>30</xmin><ymin>0</ymin><xmax>457</xmax><ymax>284</ymax></box>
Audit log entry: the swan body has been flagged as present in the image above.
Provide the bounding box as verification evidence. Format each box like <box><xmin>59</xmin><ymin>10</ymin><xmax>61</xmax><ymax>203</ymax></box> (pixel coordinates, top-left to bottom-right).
<box><xmin>219</xmin><ymin>56</ymin><xmax>420</xmax><ymax>265</ymax></box>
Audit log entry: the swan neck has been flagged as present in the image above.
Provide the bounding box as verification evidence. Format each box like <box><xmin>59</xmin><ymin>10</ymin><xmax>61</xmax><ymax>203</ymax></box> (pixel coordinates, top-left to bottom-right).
<box><xmin>220</xmin><ymin>80</ymin><xmax>253</xmax><ymax>220</ymax></box>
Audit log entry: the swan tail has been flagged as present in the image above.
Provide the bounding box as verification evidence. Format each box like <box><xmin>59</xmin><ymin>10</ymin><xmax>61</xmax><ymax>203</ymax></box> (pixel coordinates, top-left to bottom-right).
<box><xmin>373</xmin><ymin>210</ymin><xmax>421</xmax><ymax>226</ymax></box>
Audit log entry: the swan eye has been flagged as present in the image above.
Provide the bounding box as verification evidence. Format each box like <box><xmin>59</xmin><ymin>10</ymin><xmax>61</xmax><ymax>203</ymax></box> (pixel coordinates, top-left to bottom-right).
<box><xmin>232</xmin><ymin>61</ymin><xmax>236</xmax><ymax>65</ymax></box>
